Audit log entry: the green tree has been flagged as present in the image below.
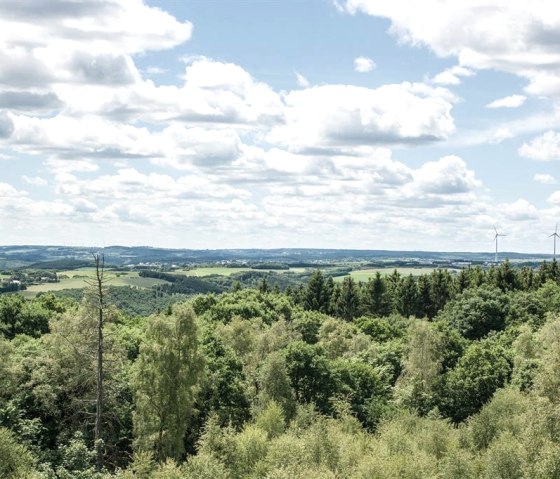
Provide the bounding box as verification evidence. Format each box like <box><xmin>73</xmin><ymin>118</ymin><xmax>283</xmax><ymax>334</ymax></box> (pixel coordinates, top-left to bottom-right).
<box><xmin>395</xmin><ymin>275</ymin><xmax>419</xmax><ymax>318</ymax></box>
<box><xmin>334</xmin><ymin>277</ymin><xmax>359</xmax><ymax>321</ymax></box>
<box><xmin>442</xmin><ymin>339</ymin><xmax>511</xmax><ymax>422</ymax></box>
<box><xmin>132</xmin><ymin>303</ymin><xmax>203</xmax><ymax>461</ymax></box>
<box><xmin>256</xmin><ymin>352</ymin><xmax>296</xmax><ymax>421</ymax></box>
<box><xmin>304</xmin><ymin>270</ymin><xmax>328</xmax><ymax>313</ymax></box>
<box><xmin>416</xmin><ymin>274</ymin><xmax>432</xmax><ymax>318</ymax></box>
<box><xmin>494</xmin><ymin>259</ymin><xmax>518</xmax><ymax>292</ymax></box>
<box><xmin>285</xmin><ymin>341</ymin><xmax>336</xmax><ymax>414</ymax></box>
<box><xmin>362</xmin><ymin>272</ymin><xmax>390</xmax><ymax>317</ymax></box>
<box><xmin>396</xmin><ymin>320</ymin><xmax>442</xmax><ymax>414</ymax></box>
<box><xmin>453</xmin><ymin>268</ymin><xmax>471</xmax><ymax>295</ymax></box>
<box><xmin>0</xmin><ymin>427</ymin><xmax>37</xmax><ymax>478</ymax></box>
<box><xmin>0</xmin><ymin>295</ymin><xmax>51</xmax><ymax>340</ymax></box>
<box><xmin>428</xmin><ymin>269</ymin><xmax>453</xmax><ymax>318</ymax></box>
<box><xmin>196</xmin><ymin>335</ymin><xmax>250</xmax><ymax>431</ymax></box>
<box><xmin>437</xmin><ymin>287</ymin><xmax>508</xmax><ymax>340</ymax></box>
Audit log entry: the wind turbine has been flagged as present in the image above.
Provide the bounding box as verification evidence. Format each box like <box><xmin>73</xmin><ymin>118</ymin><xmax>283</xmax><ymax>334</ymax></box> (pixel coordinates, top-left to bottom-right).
<box><xmin>550</xmin><ymin>224</ymin><xmax>560</xmax><ymax>260</ymax></box>
<box><xmin>493</xmin><ymin>226</ymin><xmax>506</xmax><ymax>263</ymax></box>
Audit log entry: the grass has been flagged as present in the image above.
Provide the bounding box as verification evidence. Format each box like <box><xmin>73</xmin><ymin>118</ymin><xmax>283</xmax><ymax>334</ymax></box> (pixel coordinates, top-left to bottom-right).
<box><xmin>177</xmin><ymin>267</ymin><xmax>306</xmax><ymax>277</ymax></box>
<box><xmin>22</xmin><ymin>269</ymin><xmax>169</xmax><ymax>297</ymax></box>
<box><xmin>334</xmin><ymin>267</ymin><xmax>460</xmax><ymax>282</ymax></box>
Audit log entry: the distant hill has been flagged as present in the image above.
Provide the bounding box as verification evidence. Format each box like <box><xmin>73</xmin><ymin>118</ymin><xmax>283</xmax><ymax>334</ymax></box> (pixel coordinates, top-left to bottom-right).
<box><xmin>0</xmin><ymin>244</ymin><xmax>554</xmax><ymax>268</ymax></box>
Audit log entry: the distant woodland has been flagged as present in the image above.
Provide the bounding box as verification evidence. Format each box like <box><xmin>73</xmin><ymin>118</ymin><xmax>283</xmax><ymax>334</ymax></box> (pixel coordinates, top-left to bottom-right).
<box><xmin>3</xmin><ymin>260</ymin><xmax>560</xmax><ymax>477</ymax></box>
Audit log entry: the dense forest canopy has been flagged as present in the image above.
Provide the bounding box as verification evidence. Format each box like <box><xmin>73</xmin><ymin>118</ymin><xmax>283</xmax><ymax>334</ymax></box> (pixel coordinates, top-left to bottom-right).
<box><xmin>3</xmin><ymin>260</ymin><xmax>560</xmax><ymax>477</ymax></box>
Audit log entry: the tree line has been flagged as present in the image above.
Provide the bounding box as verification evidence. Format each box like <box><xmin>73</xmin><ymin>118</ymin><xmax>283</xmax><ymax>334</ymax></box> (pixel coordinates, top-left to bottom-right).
<box><xmin>287</xmin><ymin>259</ymin><xmax>560</xmax><ymax>321</ymax></box>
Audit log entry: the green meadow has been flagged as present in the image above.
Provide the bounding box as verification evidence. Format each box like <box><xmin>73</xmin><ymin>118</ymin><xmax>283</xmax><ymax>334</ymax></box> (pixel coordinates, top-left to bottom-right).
<box><xmin>179</xmin><ymin>266</ymin><xmax>307</xmax><ymax>277</ymax></box>
<box><xmin>334</xmin><ymin>267</ymin><xmax>460</xmax><ymax>282</ymax></box>
<box><xmin>22</xmin><ymin>268</ymin><xmax>169</xmax><ymax>297</ymax></box>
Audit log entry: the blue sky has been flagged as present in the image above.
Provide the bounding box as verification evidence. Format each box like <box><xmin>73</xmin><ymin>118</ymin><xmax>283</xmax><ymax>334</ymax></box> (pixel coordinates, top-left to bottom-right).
<box><xmin>1</xmin><ymin>0</ymin><xmax>560</xmax><ymax>252</ymax></box>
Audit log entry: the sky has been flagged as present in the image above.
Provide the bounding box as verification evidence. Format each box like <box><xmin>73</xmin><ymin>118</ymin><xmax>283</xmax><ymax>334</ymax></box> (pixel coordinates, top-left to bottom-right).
<box><xmin>1</xmin><ymin>0</ymin><xmax>560</xmax><ymax>253</ymax></box>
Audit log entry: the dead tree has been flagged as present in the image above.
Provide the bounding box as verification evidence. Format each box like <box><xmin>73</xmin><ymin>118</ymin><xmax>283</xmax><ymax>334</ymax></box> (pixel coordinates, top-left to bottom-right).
<box><xmin>85</xmin><ymin>253</ymin><xmax>107</xmax><ymax>471</ymax></box>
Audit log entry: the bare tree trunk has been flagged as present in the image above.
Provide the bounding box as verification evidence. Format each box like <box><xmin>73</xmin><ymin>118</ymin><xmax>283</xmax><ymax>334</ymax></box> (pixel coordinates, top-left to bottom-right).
<box><xmin>93</xmin><ymin>253</ymin><xmax>105</xmax><ymax>471</ymax></box>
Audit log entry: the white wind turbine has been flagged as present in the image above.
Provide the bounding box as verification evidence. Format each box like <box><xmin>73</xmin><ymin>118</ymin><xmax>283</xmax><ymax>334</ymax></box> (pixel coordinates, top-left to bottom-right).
<box><xmin>550</xmin><ymin>224</ymin><xmax>560</xmax><ymax>260</ymax></box>
<box><xmin>493</xmin><ymin>226</ymin><xmax>506</xmax><ymax>263</ymax></box>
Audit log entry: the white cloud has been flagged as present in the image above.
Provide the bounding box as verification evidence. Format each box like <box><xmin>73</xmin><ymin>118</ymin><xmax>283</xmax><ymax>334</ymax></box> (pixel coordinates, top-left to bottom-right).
<box><xmin>411</xmin><ymin>155</ymin><xmax>481</xmax><ymax>195</ymax></box>
<box><xmin>53</xmin><ymin>167</ymin><xmax>251</xmax><ymax>202</ymax></box>
<box><xmin>6</xmin><ymin>114</ymin><xmax>159</xmax><ymax>163</ymax></box>
<box><xmin>145</xmin><ymin>66</ymin><xmax>167</xmax><ymax>75</ymax></box>
<box><xmin>0</xmin><ymin>0</ymin><xmax>192</xmax><ymax>94</ymax></box>
<box><xmin>519</xmin><ymin>131</ymin><xmax>560</xmax><ymax>161</ymax></box>
<box><xmin>501</xmin><ymin>199</ymin><xmax>538</xmax><ymax>221</ymax></box>
<box><xmin>0</xmin><ymin>182</ymin><xmax>26</xmax><ymax>198</ymax></box>
<box><xmin>295</xmin><ymin>72</ymin><xmax>310</xmax><ymax>88</ymax></box>
<box><xmin>0</xmin><ymin>0</ymin><xmax>553</xmax><ymax>250</ymax></box>
<box><xmin>342</xmin><ymin>1</ymin><xmax>560</xmax><ymax>97</ymax></box>
<box><xmin>354</xmin><ymin>56</ymin><xmax>376</xmax><ymax>73</ymax></box>
<box><xmin>45</xmin><ymin>159</ymin><xmax>100</xmax><ymax>173</ymax></box>
<box><xmin>268</xmin><ymin>82</ymin><xmax>455</xmax><ymax>151</ymax></box>
<box><xmin>55</xmin><ymin>58</ymin><xmax>285</xmax><ymax>126</ymax></box>
<box><xmin>0</xmin><ymin>112</ymin><xmax>14</xmax><ymax>138</ymax></box>
<box><xmin>486</xmin><ymin>95</ymin><xmax>526</xmax><ymax>109</ymax></box>
<box><xmin>22</xmin><ymin>175</ymin><xmax>47</xmax><ymax>186</ymax></box>
<box><xmin>548</xmin><ymin>191</ymin><xmax>560</xmax><ymax>205</ymax></box>
<box><xmin>488</xmin><ymin>128</ymin><xmax>514</xmax><ymax>144</ymax></box>
<box><xmin>534</xmin><ymin>173</ymin><xmax>557</xmax><ymax>184</ymax></box>
<box><xmin>432</xmin><ymin>65</ymin><xmax>475</xmax><ymax>85</ymax></box>
<box><xmin>154</xmin><ymin>126</ymin><xmax>244</xmax><ymax>169</ymax></box>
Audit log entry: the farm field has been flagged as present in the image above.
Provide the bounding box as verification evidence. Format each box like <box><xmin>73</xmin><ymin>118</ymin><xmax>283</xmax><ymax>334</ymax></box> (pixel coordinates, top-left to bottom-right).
<box><xmin>178</xmin><ymin>267</ymin><xmax>307</xmax><ymax>277</ymax></box>
<box><xmin>334</xmin><ymin>267</ymin><xmax>460</xmax><ymax>282</ymax></box>
<box><xmin>22</xmin><ymin>268</ymin><xmax>169</xmax><ymax>297</ymax></box>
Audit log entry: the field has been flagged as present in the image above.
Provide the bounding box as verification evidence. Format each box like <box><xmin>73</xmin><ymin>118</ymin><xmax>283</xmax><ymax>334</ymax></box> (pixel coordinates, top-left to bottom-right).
<box><xmin>178</xmin><ymin>267</ymin><xmax>307</xmax><ymax>277</ymax></box>
<box><xmin>22</xmin><ymin>268</ymin><xmax>169</xmax><ymax>297</ymax></box>
<box><xmin>334</xmin><ymin>267</ymin><xmax>460</xmax><ymax>282</ymax></box>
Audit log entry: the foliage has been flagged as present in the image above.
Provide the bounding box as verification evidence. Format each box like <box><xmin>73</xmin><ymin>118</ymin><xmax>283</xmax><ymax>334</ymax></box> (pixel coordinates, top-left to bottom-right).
<box><xmin>132</xmin><ymin>304</ymin><xmax>203</xmax><ymax>461</ymax></box>
<box><xmin>4</xmin><ymin>260</ymin><xmax>560</xmax><ymax>477</ymax></box>
<box><xmin>0</xmin><ymin>426</ymin><xmax>37</xmax><ymax>478</ymax></box>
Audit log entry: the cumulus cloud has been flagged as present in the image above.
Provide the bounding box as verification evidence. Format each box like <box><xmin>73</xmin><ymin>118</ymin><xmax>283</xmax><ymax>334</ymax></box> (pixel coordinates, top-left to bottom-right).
<box><xmin>154</xmin><ymin>126</ymin><xmax>244</xmax><ymax>169</ymax></box>
<box><xmin>0</xmin><ymin>91</ymin><xmax>63</xmax><ymax>112</ymax></box>
<box><xmin>295</xmin><ymin>72</ymin><xmax>310</xmax><ymax>88</ymax></box>
<box><xmin>432</xmin><ymin>65</ymin><xmax>475</xmax><ymax>85</ymax></box>
<box><xmin>354</xmin><ymin>56</ymin><xmax>376</xmax><ymax>72</ymax></box>
<box><xmin>534</xmin><ymin>173</ymin><xmax>557</xmax><ymax>184</ymax></box>
<box><xmin>486</xmin><ymin>95</ymin><xmax>526</xmax><ymax>109</ymax></box>
<box><xmin>519</xmin><ymin>131</ymin><xmax>560</xmax><ymax>161</ymax></box>
<box><xmin>0</xmin><ymin>0</ymin><xmax>191</xmax><ymax>96</ymax></box>
<box><xmin>501</xmin><ymin>199</ymin><xmax>538</xmax><ymax>221</ymax></box>
<box><xmin>57</xmin><ymin>58</ymin><xmax>285</xmax><ymax>126</ymax></box>
<box><xmin>22</xmin><ymin>175</ymin><xmax>48</xmax><ymax>186</ymax></box>
<box><xmin>53</xmin><ymin>167</ymin><xmax>251</xmax><ymax>202</ymax></box>
<box><xmin>268</xmin><ymin>82</ymin><xmax>455</xmax><ymax>151</ymax></box>
<box><xmin>412</xmin><ymin>155</ymin><xmax>481</xmax><ymax>195</ymax></box>
<box><xmin>548</xmin><ymin>191</ymin><xmax>560</xmax><ymax>205</ymax></box>
<box><xmin>0</xmin><ymin>182</ymin><xmax>27</xmax><ymax>198</ymax></box>
<box><xmin>0</xmin><ymin>0</ymin><xmax>192</xmax><ymax>55</ymax></box>
<box><xmin>488</xmin><ymin>128</ymin><xmax>514</xmax><ymax>144</ymax></box>
<box><xmin>0</xmin><ymin>0</ymin><xmax>548</xmax><ymax>250</ymax></box>
<box><xmin>0</xmin><ymin>112</ymin><xmax>14</xmax><ymax>138</ymax></box>
<box><xmin>342</xmin><ymin>1</ymin><xmax>560</xmax><ymax>96</ymax></box>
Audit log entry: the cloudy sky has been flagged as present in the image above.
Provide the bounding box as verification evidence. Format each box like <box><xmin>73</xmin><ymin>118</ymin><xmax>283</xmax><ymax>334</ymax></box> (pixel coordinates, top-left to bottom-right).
<box><xmin>2</xmin><ymin>0</ymin><xmax>560</xmax><ymax>252</ymax></box>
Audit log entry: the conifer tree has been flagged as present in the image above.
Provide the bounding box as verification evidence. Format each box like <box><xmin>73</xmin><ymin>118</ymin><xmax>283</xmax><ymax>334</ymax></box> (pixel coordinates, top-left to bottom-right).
<box><xmin>304</xmin><ymin>270</ymin><xmax>327</xmax><ymax>312</ymax></box>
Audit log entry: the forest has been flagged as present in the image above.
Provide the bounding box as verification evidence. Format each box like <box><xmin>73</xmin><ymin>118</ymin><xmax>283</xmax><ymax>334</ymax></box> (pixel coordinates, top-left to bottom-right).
<box><xmin>3</xmin><ymin>260</ymin><xmax>560</xmax><ymax>478</ymax></box>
